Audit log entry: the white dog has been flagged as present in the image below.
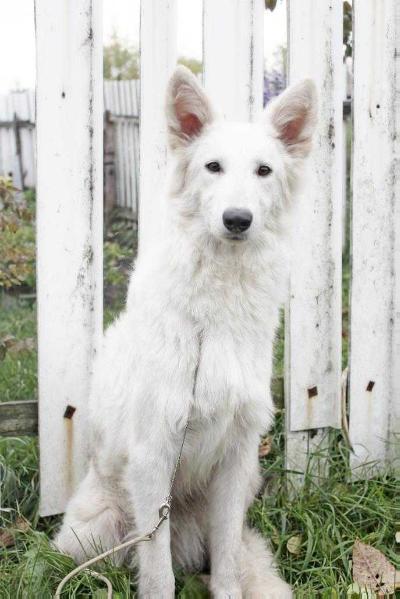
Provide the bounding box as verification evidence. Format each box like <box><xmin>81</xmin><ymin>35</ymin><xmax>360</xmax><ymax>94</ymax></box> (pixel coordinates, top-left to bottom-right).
<box><xmin>55</xmin><ymin>66</ymin><xmax>316</xmax><ymax>598</ymax></box>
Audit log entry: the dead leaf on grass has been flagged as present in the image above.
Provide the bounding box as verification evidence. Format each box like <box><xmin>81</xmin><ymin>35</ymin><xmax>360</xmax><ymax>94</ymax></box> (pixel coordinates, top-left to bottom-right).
<box><xmin>258</xmin><ymin>436</ymin><xmax>272</xmax><ymax>458</ymax></box>
<box><xmin>8</xmin><ymin>337</ymin><xmax>35</xmax><ymax>353</ymax></box>
<box><xmin>287</xmin><ymin>535</ymin><xmax>302</xmax><ymax>555</ymax></box>
<box><xmin>352</xmin><ymin>539</ymin><xmax>400</xmax><ymax>595</ymax></box>
<box><xmin>0</xmin><ymin>516</ymin><xmax>30</xmax><ymax>548</ymax></box>
<box><xmin>0</xmin><ymin>336</ymin><xmax>35</xmax><ymax>360</ymax></box>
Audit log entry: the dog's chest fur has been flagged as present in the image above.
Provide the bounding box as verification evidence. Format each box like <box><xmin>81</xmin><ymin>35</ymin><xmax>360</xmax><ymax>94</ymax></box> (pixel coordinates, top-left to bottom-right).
<box><xmin>166</xmin><ymin>243</ymin><xmax>281</xmax><ymax>485</ymax></box>
<box><xmin>90</xmin><ymin>235</ymin><xmax>284</xmax><ymax>486</ymax></box>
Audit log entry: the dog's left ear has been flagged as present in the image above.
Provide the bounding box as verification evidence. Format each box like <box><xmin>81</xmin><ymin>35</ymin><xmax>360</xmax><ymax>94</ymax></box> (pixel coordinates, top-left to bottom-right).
<box><xmin>265</xmin><ymin>79</ymin><xmax>317</xmax><ymax>159</ymax></box>
<box><xmin>166</xmin><ymin>65</ymin><xmax>214</xmax><ymax>150</ymax></box>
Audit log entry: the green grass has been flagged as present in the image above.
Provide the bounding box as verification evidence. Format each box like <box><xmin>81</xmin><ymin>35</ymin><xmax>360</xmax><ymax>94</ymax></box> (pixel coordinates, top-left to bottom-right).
<box><xmin>1</xmin><ymin>428</ymin><xmax>399</xmax><ymax>597</ymax></box>
<box><xmin>0</xmin><ymin>295</ymin><xmax>37</xmax><ymax>402</ymax></box>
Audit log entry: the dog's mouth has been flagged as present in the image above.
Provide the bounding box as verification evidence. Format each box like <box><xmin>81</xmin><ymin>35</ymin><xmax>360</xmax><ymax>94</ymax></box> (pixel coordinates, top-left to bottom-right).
<box><xmin>223</xmin><ymin>232</ymin><xmax>248</xmax><ymax>242</ymax></box>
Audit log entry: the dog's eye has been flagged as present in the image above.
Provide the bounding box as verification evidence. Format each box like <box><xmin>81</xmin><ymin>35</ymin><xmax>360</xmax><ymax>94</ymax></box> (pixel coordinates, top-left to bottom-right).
<box><xmin>257</xmin><ymin>165</ymin><xmax>272</xmax><ymax>177</ymax></box>
<box><xmin>205</xmin><ymin>161</ymin><xmax>222</xmax><ymax>173</ymax></box>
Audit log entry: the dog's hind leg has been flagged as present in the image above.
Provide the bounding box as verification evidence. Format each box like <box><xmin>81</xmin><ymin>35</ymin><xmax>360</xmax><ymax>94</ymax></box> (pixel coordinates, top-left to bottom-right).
<box><xmin>53</xmin><ymin>464</ymin><xmax>129</xmax><ymax>565</ymax></box>
<box><xmin>240</xmin><ymin>527</ymin><xmax>292</xmax><ymax>599</ymax></box>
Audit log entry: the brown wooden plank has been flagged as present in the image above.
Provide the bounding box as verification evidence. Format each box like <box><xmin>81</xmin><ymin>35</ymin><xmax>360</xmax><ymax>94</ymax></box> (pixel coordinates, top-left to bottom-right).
<box><xmin>0</xmin><ymin>400</ymin><xmax>38</xmax><ymax>436</ymax></box>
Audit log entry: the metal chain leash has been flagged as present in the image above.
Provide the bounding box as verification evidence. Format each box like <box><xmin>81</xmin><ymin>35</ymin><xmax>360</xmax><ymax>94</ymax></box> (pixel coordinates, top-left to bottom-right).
<box><xmin>54</xmin><ymin>421</ymin><xmax>190</xmax><ymax>598</ymax></box>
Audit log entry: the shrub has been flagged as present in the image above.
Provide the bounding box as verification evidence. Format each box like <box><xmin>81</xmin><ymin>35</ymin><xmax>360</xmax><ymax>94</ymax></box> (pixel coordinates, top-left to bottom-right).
<box><xmin>0</xmin><ymin>178</ymin><xmax>35</xmax><ymax>291</ymax></box>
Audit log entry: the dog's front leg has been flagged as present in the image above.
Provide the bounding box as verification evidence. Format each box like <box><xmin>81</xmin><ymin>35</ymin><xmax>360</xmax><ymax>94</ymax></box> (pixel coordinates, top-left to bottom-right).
<box><xmin>127</xmin><ymin>439</ymin><xmax>178</xmax><ymax>599</ymax></box>
<box><xmin>208</xmin><ymin>432</ymin><xmax>259</xmax><ymax>599</ymax></box>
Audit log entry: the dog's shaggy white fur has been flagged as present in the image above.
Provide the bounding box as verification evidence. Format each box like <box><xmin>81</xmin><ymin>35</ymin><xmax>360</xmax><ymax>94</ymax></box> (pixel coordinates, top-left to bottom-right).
<box><xmin>55</xmin><ymin>66</ymin><xmax>317</xmax><ymax>598</ymax></box>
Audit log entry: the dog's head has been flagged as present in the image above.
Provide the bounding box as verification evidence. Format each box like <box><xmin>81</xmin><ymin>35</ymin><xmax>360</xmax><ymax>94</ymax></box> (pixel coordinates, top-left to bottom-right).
<box><xmin>166</xmin><ymin>65</ymin><xmax>317</xmax><ymax>246</ymax></box>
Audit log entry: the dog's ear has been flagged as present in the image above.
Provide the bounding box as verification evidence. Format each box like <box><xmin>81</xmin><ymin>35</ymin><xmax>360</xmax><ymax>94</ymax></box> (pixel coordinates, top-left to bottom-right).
<box><xmin>166</xmin><ymin>65</ymin><xmax>214</xmax><ymax>150</ymax></box>
<box><xmin>265</xmin><ymin>79</ymin><xmax>317</xmax><ymax>159</ymax></box>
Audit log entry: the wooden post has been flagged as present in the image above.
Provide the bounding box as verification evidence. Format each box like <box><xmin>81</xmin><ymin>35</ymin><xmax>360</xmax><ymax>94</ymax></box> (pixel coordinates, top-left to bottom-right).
<box><xmin>12</xmin><ymin>113</ymin><xmax>24</xmax><ymax>189</ymax></box>
<box><xmin>138</xmin><ymin>0</ymin><xmax>177</xmax><ymax>255</ymax></box>
<box><xmin>36</xmin><ymin>0</ymin><xmax>103</xmax><ymax>516</ymax></box>
<box><xmin>203</xmin><ymin>0</ymin><xmax>264</xmax><ymax>121</ymax></box>
<box><xmin>349</xmin><ymin>0</ymin><xmax>400</xmax><ymax>475</ymax></box>
<box><xmin>103</xmin><ymin>109</ymin><xmax>117</xmax><ymax>224</ymax></box>
<box><xmin>285</xmin><ymin>0</ymin><xmax>343</xmax><ymax>483</ymax></box>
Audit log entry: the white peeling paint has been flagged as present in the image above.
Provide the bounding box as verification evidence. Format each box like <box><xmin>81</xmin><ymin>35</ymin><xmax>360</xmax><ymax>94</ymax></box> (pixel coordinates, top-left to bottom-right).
<box><xmin>285</xmin><ymin>0</ymin><xmax>343</xmax><ymax>475</ymax></box>
<box><xmin>138</xmin><ymin>0</ymin><xmax>177</xmax><ymax>255</ymax></box>
<box><xmin>203</xmin><ymin>0</ymin><xmax>264</xmax><ymax>122</ymax></box>
<box><xmin>36</xmin><ymin>0</ymin><xmax>103</xmax><ymax>516</ymax></box>
<box><xmin>350</xmin><ymin>0</ymin><xmax>400</xmax><ymax>475</ymax></box>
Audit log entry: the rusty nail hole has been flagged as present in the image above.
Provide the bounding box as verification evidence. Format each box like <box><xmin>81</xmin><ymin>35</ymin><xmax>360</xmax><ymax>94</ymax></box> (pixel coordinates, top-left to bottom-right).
<box><xmin>64</xmin><ymin>405</ymin><xmax>76</xmax><ymax>419</ymax></box>
<box><xmin>366</xmin><ymin>381</ymin><xmax>375</xmax><ymax>392</ymax></box>
<box><xmin>308</xmin><ymin>386</ymin><xmax>318</xmax><ymax>399</ymax></box>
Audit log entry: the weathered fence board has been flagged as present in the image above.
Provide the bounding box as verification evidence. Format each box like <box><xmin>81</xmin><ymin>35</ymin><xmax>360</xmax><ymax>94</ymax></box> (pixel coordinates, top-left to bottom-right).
<box><xmin>0</xmin><ymin>401</ymin><xmax>38</xmax><ymax>436</ymax></box>
<box><xmin>349</xmin><ymin>0</ymin><xmax>400</xmax><ymax>474</ymax></box>
<box><xmin>285</xmin><ymin>0</ymin><xmax>343</xmax><ymax>478</ymax></box>
<box><xmin>36</xmin><ymin>0</ymin><xmax>103</xmax><ymax>516</ymax></box>
<box><xmin>203</xmin><ymin>0</ymin><xmax>264</xmax><ymax>121</ymax></box>
<box><xmin>138</xmin><ymin>0</ymin><xmax>177</xmax><ymax>254</ymax></box>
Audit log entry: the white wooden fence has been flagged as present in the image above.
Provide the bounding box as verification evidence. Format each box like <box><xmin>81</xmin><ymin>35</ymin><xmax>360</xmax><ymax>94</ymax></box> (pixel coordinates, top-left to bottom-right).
<box><xmin>0</xmin><ymin>81</ymin><xmax>140</xmax><ymax>215</ymax></box>
<box><xmin>33</xmin><ymin>0</ymin><xmax>400</xmax><ymax>516</ymax></box>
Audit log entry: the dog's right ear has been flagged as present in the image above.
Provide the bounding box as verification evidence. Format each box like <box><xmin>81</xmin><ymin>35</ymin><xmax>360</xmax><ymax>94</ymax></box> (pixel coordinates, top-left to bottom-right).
<box><xmin>166</xmin><ymin>65</ymin><xmax>214</xmax><ymax>150</ymax></box>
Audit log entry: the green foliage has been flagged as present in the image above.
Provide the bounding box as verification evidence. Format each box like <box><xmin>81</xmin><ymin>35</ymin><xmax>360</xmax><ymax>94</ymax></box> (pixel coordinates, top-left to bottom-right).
<box><xmin>178</xmin><ymin>57</ymin><xmax>202</xmax><ymax>75</ymax></box>
<box><xmin>103</xmin><ymin>33</ymin><xmax>203</xmax><ymax>81</ymax></box>
<box><xmin>0</xmin><ymin>179</ymin><xmax>35</xmax><ymax>291</ymax></box>
<box><xmin>103</xmin><ymin>212</ymin><xmax>138</xmax><ymax>325</ymax></box>
<box><xmin>0</xmin><ymin>296</ymin><xmax>37</xmax><ymax>402</ymax></box>
<box><xmin>103</xmin><ymin>32</ymin><xmax>139</xmax><ymax>80</ymax></box>
<box><xmin>265</xmin><ymin>0</ymin><xmax>278</xmax><ymax>11</ymax></box>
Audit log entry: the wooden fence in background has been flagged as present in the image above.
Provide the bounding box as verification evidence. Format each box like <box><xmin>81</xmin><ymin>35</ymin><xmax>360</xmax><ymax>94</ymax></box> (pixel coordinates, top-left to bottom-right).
<box><xmin>0</xmin><ymin>81</ymin><xmax>140</xmax><ymax>218</ymax></box>
<box><xmin>0</xmin><ymin>0</ymin><xmax>399</xmax><ymax>515</ymax></box>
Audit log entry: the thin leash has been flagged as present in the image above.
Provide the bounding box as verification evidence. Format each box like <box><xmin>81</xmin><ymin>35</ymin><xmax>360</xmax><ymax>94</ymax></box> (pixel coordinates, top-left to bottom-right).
<box><xmin>54</xmin><ymin>421</ymin><xmax>190</xmax><ymax>598</ymax></box>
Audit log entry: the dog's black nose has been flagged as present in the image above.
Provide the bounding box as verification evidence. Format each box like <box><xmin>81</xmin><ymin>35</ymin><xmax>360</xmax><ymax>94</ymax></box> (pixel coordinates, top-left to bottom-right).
<box><xmin>222</xmin><ymin>208</ymin><xmax>253</xmax><ymax>233</ymax></box>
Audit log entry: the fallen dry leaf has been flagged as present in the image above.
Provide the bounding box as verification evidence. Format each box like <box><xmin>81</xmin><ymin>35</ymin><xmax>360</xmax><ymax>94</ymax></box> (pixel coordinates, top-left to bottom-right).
<box><xmin>258</xmin><ymin>436</ymin><xmax>272</xmax><ymax>458</ymax></box>
<box><xmin>287</xmin><ymin>535</ymin><xmax>302</xmax><ymax>555</ymax></box>
<box><xmin>352</xmin><ymin>539</ymin><xmax>400</xmax><ymax>595</ymax></box>
<box><xmin>0</xmin><ymin>516</ymin><xmax>30</xmax><ymax>548</ymax></box>
<box><xmin>8</xmin><ymin>337</ymin><xmax>35</xmax><ymax>353</ymax></box>
<box><xmin>0</xmin><ymin>528</ymin><xmax>14</xmax><ymax>548</ymax></box>
<box><xmin>0</xmin><ymin>336</ymin><xmax>35</xmax><ymax>360</ymax></box>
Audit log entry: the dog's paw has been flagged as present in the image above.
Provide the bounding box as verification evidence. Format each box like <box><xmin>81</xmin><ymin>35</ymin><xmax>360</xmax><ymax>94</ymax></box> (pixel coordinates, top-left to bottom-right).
<box><xmin>138</xmin><ymin>573</ymin><xmax>175</xmax><ymax>599</ymax></box>
<box><xmin>244</xmin><ymin>577</ymin><xmax>292</xmax><ymax>599</ymax></box>
<box><xmin>210</xmin><ymin>580</ymin><xmax>242</xmax><ymax>598</ymax></box>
